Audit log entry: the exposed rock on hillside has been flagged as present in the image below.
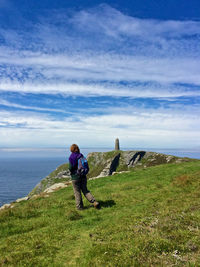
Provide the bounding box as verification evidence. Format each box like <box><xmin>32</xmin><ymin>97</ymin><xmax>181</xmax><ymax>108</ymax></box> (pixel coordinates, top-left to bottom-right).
<box><xmin>29</xmin><ymin>163</ymin><xmax>71</xmax><ymax>196</ymax></box>
<box><xmin>44</xmin><ymin>182</ymin><xmax>70</xmax><ymax>194</ymax></box>
<box><xmin>87</xmin><ymin>150</ymin><xmax>192</xmax><ymax>178</ymax></box>
<box><xmin>29</xmin><ymin>150</ymin><xmax>193</xmax><ymax>196</ymax></box>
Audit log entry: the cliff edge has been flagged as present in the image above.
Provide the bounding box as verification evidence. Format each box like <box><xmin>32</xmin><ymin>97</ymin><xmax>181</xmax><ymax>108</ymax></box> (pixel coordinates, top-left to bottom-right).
<box><xmin>29</xmin><ymin>150</ymin><xmax>194</xmax><ymax>196</ymax></box>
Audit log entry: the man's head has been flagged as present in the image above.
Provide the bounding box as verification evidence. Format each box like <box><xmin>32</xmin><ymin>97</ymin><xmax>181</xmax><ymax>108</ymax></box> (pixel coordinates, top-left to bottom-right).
<box><xmin>70</xmin><ymin>144</ymin><xmax>80</xmax><ymax>153</ymax></box>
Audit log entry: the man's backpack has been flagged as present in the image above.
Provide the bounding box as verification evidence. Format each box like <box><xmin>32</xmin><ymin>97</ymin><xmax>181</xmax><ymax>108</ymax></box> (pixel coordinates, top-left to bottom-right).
<box><xmin>77</xmin><ymin>156</ymin><xmax>89</xmax><ymax>176</ymax></box>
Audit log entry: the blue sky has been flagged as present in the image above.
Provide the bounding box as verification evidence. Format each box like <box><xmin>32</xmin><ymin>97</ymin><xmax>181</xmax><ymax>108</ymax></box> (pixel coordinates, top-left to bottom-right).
<box><xmin>0</xmin><ymin>0</ymin><xmax>200</xmax><ymax>149</ymax></box>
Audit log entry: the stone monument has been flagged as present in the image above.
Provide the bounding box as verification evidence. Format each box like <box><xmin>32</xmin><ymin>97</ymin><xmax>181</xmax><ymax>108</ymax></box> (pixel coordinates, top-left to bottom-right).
<box><xmin>115</xmin><ymin>138</ymin><xmax>120</xmax><ymax>151</ymax></box>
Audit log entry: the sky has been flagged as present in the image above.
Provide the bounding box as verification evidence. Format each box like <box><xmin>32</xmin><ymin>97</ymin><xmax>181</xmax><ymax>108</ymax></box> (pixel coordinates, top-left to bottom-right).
<box><xmin>0</xmin><ymin>0</ymin><xmax>200</xmax><ymax>149</ymax></box>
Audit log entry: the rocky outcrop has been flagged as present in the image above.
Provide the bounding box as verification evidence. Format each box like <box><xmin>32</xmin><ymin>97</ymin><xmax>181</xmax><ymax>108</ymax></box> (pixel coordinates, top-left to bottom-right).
<box><xmin>0</xmin><ymin>150</ymin><xmax>195</xmax><ymax>210</ymax></box>
<box><xmin>97</xmin><ymin>153</ymin><xmax>121</xmax><ymax>177</ymax></box>
<box><xmin>44</xmin><ymin>182</ymin><xmax>70</xmax><ymax>194</ymax></box>
<box><xmin>15</xmin><ymin>196</ymin><xmax>29</xmax><ymax>203</ymax></box>
<box><xmin>0</xmin><ymin>196</ymin><xmax>30</xmax><ymax>211</ymax></box>
<box><xmin>28</xmin><ymin>163</ymin><xmax>70</xmax><ymax>197</ymax></box>
<box><xmin>28</xmin><ymin>150</ymin><xmax>193</xmax><ymax>196</ymax></box>
<box><xmin>87</xmin><ymin>150</ymin><xmax>193</xmax><ymax>178</ymax></box>
<box><xmin>0</xmin><ymin>203</ymin><xmax>14</xmax><ymax>210</ymax></box>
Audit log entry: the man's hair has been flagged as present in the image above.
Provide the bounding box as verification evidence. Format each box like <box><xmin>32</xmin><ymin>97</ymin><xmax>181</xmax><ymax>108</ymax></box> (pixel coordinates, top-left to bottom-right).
<box><xmin>70</xmin><ymin>144</ymin><xmax>80</xmax><ymax>153</ymax></box>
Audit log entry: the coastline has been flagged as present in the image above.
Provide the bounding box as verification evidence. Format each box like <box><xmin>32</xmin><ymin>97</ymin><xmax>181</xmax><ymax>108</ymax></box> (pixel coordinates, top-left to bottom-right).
<box><xmin>1</xmin><ymin>148</ymin><xmax>199</xmax><ymax>209</ymax></box>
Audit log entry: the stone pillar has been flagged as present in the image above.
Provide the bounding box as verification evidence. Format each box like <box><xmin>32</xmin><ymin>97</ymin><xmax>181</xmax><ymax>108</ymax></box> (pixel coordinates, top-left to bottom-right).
<box><xmin>115</xmin><ymin>138</ymin><xmax>120</xmax><ymax>151</ymax></box>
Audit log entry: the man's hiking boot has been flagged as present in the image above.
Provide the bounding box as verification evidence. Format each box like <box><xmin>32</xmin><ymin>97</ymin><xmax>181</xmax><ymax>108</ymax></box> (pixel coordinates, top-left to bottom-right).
<box><xmin>77</xmin><ymin>206</ymin><xmax>84</xmax><ymax>210</ymax></box>
<box><xmin>93</xmin><ymin>201</ymin><xmax>100</xmax><ymax>209</ymax></box>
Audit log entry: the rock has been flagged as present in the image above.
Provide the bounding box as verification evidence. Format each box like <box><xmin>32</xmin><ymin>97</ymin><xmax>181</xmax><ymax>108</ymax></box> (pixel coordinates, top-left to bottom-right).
<box><xmin>15</xmin><ymin>197</ymin><xmax>29</xmax><ymax>203</ymax></box>
<box><xmin>89</xmin><ymin>176</ymin><xmax>104</xmax><ymax>180</ymax></box>
<box><xmin>97</xmin><ymin>160</ymin><xmax>113</xmax><ymax>177</ymax></box>
<box><xmin>44</xmin><ymin>182</ymin><xmax>69</xmax><ymax>193</ymax></box>
<box><xmin>28</xmin><ymin>162</ymin><xmax>70</xmax><ymax>196</ymax></box>
<box><xmin>29</xmin><ymin>150</ymin><xmax>195</xmax><ymax>195</ymax></box>
<box><xmin>30</xmin><ymin>194</ymin><xmax>39</xmax><ymax>200</ymax></box>
<box><xmin>57</xmin><ymin>170</ymin><xmax>70</xmax><ymax>178</ymax></box>
<box><xmin>166</xmin><ymin>156</ymin><xmax>173</xmax><ymax>163</ymax></box>
<box><xmin>0</xmin><ymin>203</ymin><xmax>14</xmax><ymax>210</ymax></box>
<box><xmin>96</xmin><ymin>153</ymin><xmax>121</xmax><ymax>177</ymax></box>
<box><xmin>112</xmin><ymin>171</ymin><xmax>130</xmax><ymax>175</ymax></box>
<box><xmin>175</xmin><ymin>159</ymin><xmax>184</xmax><ymax>163</ymax></box>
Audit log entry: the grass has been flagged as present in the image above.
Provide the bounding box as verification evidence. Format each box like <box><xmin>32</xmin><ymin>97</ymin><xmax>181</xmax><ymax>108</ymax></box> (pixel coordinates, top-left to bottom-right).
<box><xmin>87</xmin><ymin>150</ymin><xmax>132</xmax><ymax>176</ymax></box>
<box><xmin>87</xmin><ymin>150</ymin><xmax>120</xmax><ymax>178</ymax></box>
<box><xmin>29</xmin><ymin>150</ymin><xmax>194</xmax><ymax>196</ymax></box>
<box><xmin>0</xmin><ymin>161</ymin><xmax>200</xmax><ymax>266</ymax></box>
<box><xmin>48</xmin><ymin>163</ymin><xmax>69</xmax><ymax>179</ymax></box>
<box><xmin>29</xmin><ymin>163</ymin><xmax>70</xmax><ymax>196</ymax></box>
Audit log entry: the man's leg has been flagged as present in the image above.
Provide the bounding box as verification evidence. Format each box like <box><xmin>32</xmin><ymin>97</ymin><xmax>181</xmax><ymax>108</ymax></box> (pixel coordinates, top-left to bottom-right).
<box><xmin>72</xmin><ymin>179</ymin><xmax>84</xmax><ymax>210</ymax></box>
<box><xmin>80</xmin><ymin>176</ymin><xmax>96</xmax><ymax>203</ymax></box>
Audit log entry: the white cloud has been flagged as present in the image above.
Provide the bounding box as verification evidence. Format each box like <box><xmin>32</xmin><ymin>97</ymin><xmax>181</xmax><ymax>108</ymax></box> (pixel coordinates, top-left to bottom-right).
<box><xmin>0</xmin><ymin>80</ymin><xmax>200</xmax><ymax>99</ymax></box>
<box><xmin>1</xmin><ymin>51</ymin><xmax>200</xmax><ymax>90</ymax></box>
<box><xmin>71</xmin><ymin>5</ymin><xmax>200</xmax><ymax>39</ymax></box>
<box><xmin>0</xmin><ymin>5</ymin><xmax>200</xmax><ymax>94</ymax></box>
<box><xmin>0</xmin><ymin>5</ymin><xmax>200</xmax><ymax>148</ymax></box>
<box><xmin>0</xmin><ymin>109</ymin><xmax>200</xmax><ymax>148</ymax></box>
<box><xmin>0</xmin><ymin>99</ymin><xmax>69</xmax><ymax>113</ymax></box>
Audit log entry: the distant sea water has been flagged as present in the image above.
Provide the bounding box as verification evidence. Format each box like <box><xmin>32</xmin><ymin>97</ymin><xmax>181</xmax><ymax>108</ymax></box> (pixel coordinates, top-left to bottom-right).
<box><xmin>0</xmin><ymin>147</ymin><xmax>200</xmax><ymax>207</ymax></box>
<box><xmin>0</xmin><ymin>148</ymin><xmax>110</xmax><ymax>207</ymax></box>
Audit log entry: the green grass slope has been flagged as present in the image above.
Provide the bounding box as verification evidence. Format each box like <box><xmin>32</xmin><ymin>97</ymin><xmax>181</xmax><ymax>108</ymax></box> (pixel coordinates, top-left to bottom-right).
<box><xmin>29</xmin><ymin>163</ymin><xmax>70</xmax><ymax>196</ymax></box>
<box><xmin>0</xmin><ymin>161</ymin><xmax>200</xmax><ymax>266</ymax></box>
<box><xmin>87</xmin><ymin>150</ymin><xmax>194</xmax><ymax>178</ymax></box>
<box><xmin>87</xmin><ymin>150</ymin><xmax>121</xmax><ymax>178</ymax></box>
<box><xmin>29</xmin><ymin>150</ymin><xmax>194</xmax><ymax>195</ymax></box>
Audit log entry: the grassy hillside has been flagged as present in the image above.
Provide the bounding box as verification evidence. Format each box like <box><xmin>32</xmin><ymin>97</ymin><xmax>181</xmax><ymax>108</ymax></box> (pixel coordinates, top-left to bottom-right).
<box><xmin>0</xmin><ymin>161</ymin><xmax>200</xmax><ymax>266</ymax></box>
<box><xmin>86</xmin><ymin>150</ymin><xmax>193</xmax><ymax>178</ymax></box>
<box><xmin>29</xmin><ymin>150</ymin><xmax>194</xmax><ymax>195</ymax></box>
<box><xmin>29</xmin><ymin>163</ymin><xmax>70</xmax><ymax>196</ymax></box>
<box><xmin>87</xmin><ymin>150</ymin><xmax>121</xmax><ymax>178</ymax></box>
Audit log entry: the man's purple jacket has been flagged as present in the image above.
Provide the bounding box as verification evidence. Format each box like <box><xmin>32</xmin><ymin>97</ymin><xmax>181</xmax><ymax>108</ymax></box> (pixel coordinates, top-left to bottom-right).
<box><xmin>69</xmin><ymin>152</ymin><xmax>83</xmax><ymax>179</ymax></box>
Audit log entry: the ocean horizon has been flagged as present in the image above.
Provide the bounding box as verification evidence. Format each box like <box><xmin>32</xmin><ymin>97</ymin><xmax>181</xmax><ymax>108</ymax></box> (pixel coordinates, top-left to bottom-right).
<box><xmin>0</xmin><ymin>147</ymin><xmax>200</xmax><ymax>207</ymax></box>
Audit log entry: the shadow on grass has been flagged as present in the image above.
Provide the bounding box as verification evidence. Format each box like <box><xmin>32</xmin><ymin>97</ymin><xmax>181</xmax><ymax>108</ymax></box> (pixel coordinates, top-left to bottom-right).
<box><xmin>82</xmin><ymin>200</ymin><xmax>116</xmax><ymax>210</ymax></box>
<box><xmin>67</xmin><ymin>210</ymin><xmax>83</xmax><ymax>221</ymax></box>
<box><xmin>98</xmin><ymin>200</ymin><xmax>116</xmax><ymax>208</ymax></box>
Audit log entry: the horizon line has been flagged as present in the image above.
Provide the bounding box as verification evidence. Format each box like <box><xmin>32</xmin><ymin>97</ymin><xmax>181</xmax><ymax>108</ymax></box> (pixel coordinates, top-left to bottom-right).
<box><xmin>1</xmin><ymin>147</ymin><xmax>200</xmax><ymax>151</ymax></box>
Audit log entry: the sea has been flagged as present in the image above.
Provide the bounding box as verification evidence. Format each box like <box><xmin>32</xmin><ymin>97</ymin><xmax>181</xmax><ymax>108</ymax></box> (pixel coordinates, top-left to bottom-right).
<box><xmin>0</xmin><ymin>147</ymin><xmax>200</xmax><ymax>207</ymax></box>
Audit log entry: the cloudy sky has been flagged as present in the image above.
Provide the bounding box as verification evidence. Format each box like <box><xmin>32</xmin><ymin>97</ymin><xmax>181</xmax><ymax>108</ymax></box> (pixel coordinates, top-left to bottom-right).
<box><xmin>0</xmin><ymin>0</ymin><xmax>200</xmax><ymax>149</ymax></box>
